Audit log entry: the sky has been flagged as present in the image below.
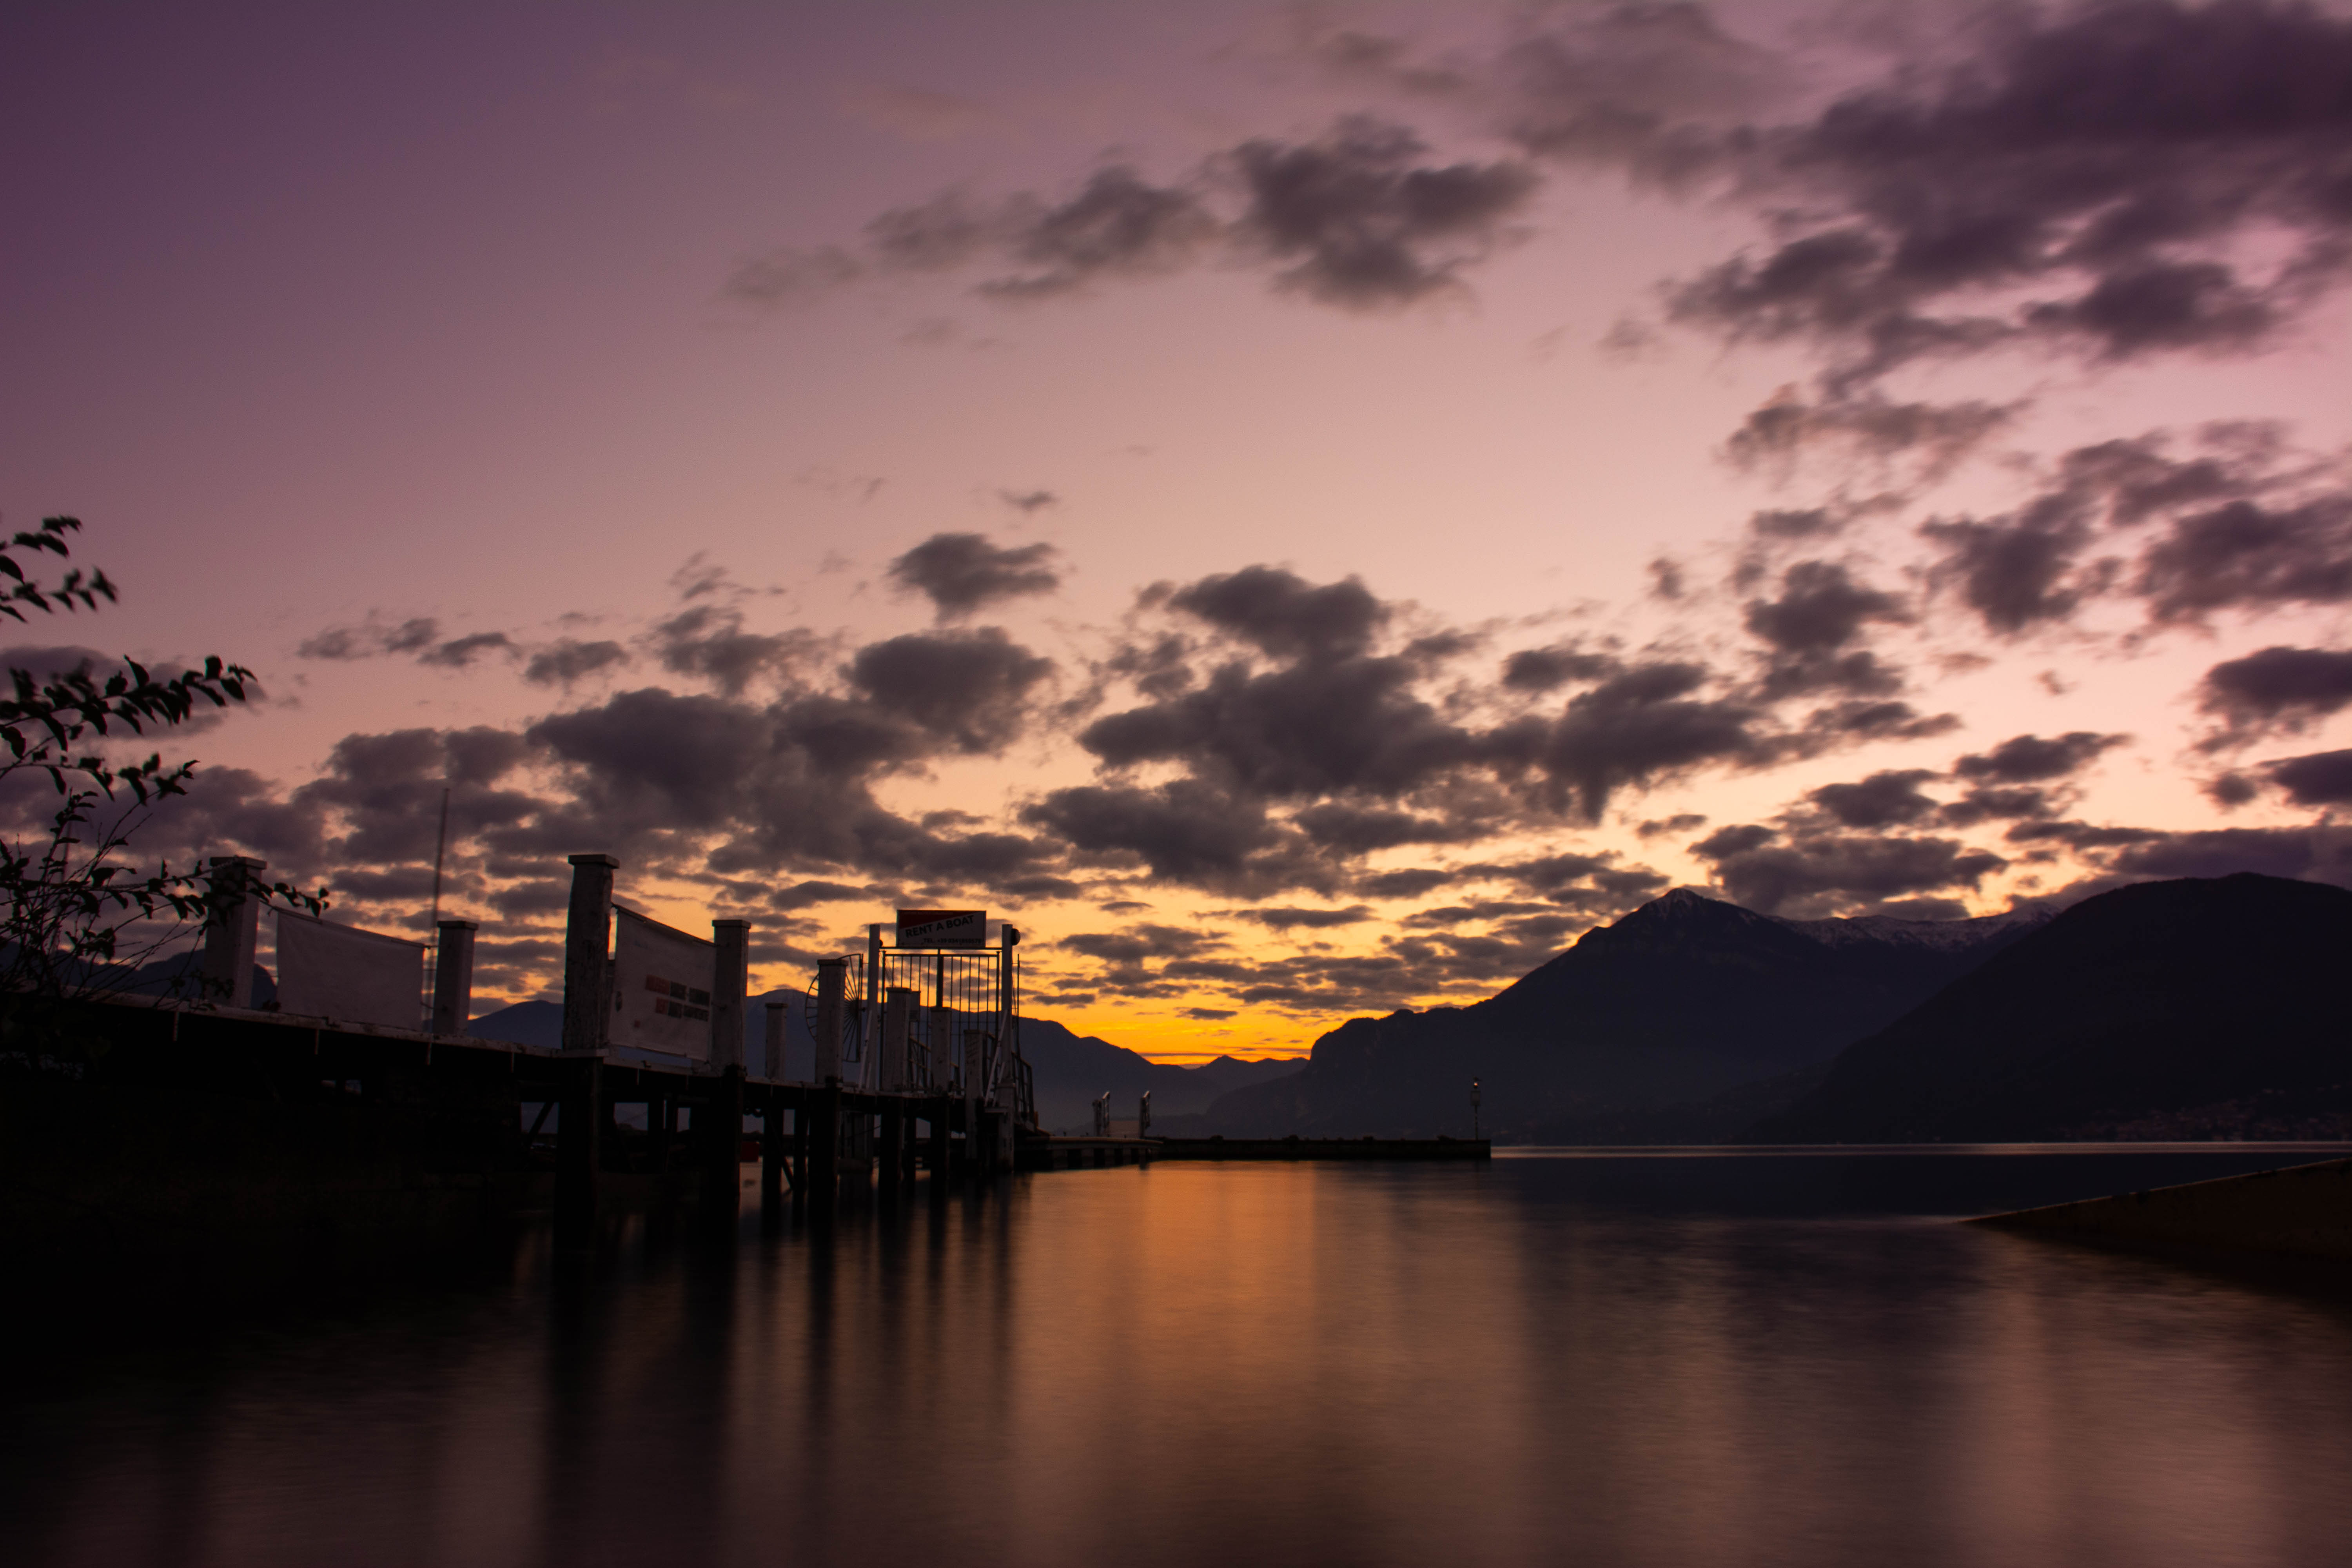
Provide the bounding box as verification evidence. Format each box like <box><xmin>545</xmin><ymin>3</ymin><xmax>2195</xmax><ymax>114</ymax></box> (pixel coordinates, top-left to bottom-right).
<box><xmin>6</xmin><ymin>0</ymin><xmax>2351</xmax><ymax>1061</ymax></box>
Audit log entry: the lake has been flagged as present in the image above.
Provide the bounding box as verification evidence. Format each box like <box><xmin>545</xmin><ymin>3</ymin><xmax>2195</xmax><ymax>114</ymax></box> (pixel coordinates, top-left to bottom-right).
<box><xmin>9</xmin><ymin>1146</ymin><xmax>2352</xmax><ymax>1567</ymax></box>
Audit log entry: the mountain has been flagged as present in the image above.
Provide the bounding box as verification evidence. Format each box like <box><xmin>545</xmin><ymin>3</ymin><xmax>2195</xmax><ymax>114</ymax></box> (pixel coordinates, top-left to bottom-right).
<box><xmin>1752</xmin><ymin>873</ymin><xmax>2352</xmax><ymax>1143</ymax></box>
<box><xmin>465</xmin><ymin>991</ymin><xmax>1300</xmax><ymax>1132</ymax></box>
<box><xmin>1202</xmin><ymin>888</ymin><xmax>2053</xmax><ymax>1141</ymax></box>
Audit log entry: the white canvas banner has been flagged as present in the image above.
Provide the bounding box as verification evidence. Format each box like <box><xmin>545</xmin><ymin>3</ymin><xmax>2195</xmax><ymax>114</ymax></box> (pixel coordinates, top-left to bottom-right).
<box><xmin>275</xmin><ymin>911</ymin><xmax>425</xmax><ymax>1029</ymax></box>
<box><xmin>613</xmin><ymin>907</ymin><xmax>713</xmax><ymax>1061</ymax></box>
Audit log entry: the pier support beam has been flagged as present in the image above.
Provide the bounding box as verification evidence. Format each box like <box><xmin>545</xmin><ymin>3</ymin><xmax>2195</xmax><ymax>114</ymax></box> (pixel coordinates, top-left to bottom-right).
<box><xmin>807</xmin><ymin>1082</ymin><xmax>840</xmax><ymax>1208</ymax></box>
<box><xmin>555</xmin><ymin>1055</ymin><xmax>602</xmax><ymax>1250</ymax></box>
<box><xmin>928</xmin><ymin>1098</ymin><xmax>952</xmax><ymax>1187</ymax></box>
<box><xmin>878</xmin><ymin>1099</ymin><xmax>904</xmax><ymax>1194</ymax></box>
<box><xmin>760</xmin><ymin>1093</ymin><xmax>786</xmax><ymax>1209</ymax></box>
<box><xmin>701</xmin><ymin>1065</ymin><xmax>745</xmax><ymax>1225</ymax></box>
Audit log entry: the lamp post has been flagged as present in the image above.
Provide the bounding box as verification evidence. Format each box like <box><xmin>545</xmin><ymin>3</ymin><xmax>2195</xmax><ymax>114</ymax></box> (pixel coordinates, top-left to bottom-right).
<box><xmin>1471</xmin><ymin>1078</ymin><xmax>1482</xmax><ymax>1141</ymax></box>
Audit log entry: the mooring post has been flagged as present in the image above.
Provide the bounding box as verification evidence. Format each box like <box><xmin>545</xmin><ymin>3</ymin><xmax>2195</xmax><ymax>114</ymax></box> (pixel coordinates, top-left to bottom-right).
<box><xmin>555</xmin><ymin>1054</ymin><xmax>603</xmax><ymax>1250</ymax></box>
<box><xmin>561</xmin><ymin>855</ymin><xmax>617</xmax><ymax>1055</ymax></box>
<box><xmin>198</xmin><ymin>855</ymin><xmax>267</xmax><ymax>1007</ymax></box>
<box><xmin>763</xmin><ymin>999</ymin><xmax>787</xmax><ymax>1082</ymax></box>
<box><xmin>710</xmin><ymin>919</ymin><xmax>748</xmax><ymax>1072</ymax></box>
<box><xmin>430</xmin><ymin>918</ymin><xmax>478</xmax><ymax>1036</ymax></box>
<box><xmin>815</xmin><ymin>958</ymin><xmax>847</xmax><ymax>1085</ymax></box>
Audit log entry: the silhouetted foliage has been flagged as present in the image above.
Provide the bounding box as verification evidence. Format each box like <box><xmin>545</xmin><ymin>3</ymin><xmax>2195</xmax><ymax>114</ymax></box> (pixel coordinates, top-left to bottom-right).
<box><xmin>0</xmin><ymin>517</ymin><xmax>322</xmax><ymax>1005</ymax></box>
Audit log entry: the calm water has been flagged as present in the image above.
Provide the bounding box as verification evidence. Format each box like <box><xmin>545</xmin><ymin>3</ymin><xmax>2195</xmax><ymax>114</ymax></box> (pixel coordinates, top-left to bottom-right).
<box><xmin>11</xmin><ymin>1147</ymin><xmax>2352</xmax><ymax>1568</ymax></box>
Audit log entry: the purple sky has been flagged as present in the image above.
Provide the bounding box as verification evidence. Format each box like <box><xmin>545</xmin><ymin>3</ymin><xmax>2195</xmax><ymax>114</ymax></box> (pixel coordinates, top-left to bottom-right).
<box><xmin>8</xmin><ymin>1</ymin><xmax>2351</xmax><ymax>1059</ymax></box>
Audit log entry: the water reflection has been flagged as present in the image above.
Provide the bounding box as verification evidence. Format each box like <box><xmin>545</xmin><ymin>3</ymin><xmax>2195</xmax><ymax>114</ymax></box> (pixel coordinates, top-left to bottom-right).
<box><xmin>8</xmin><ymin>1153</ymin><xmax>2352</xmax><ymax>1567</ymax></box>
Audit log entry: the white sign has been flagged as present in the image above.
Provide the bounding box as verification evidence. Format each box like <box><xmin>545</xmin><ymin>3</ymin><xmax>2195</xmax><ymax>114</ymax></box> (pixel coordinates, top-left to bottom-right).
<box><xmin>613</xmin><ymin>907</ymin><xmax>713</xmax><ymax>1060</ymax></box>
<box><xmin>275</xmin><ymin>911</ymin><xmax>425</xmax><ymax>1029</ymax></box>
<box><xmin>896</xmin><ymin>908</ymin><xmax>987</xmax><ymax>948</ymax></box>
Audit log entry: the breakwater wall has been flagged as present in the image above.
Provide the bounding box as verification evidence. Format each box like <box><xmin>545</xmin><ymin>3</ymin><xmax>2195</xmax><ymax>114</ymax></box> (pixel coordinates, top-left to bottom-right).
<box><xmin>1969</xmin><ymin>1155</ymin><xmax>2352</xmax><ymax>1259</ymax></box>
<box><xmin>1153</xmin><ymin>1136</ymin><xmax>1489</xmax><ymax>1161</ymax></box>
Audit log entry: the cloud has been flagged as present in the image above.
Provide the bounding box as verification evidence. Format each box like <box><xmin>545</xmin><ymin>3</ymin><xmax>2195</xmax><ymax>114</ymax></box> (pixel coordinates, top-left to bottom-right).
<box><xmin>650</xmin><ymin>605</ymin><xmax>812</xmax><ymax>697</ymax></box>
<box><xmin>1919</xmin><ymin>497</ymin><xmax>2105</xmax><ymax>635</ymax></box>
<box><xmin>1226</xmin><ymin>116</ymin><xmax>1539</xmax><ymax>309</ymax></box>
<box><xmin>2195</xmin><ymin>645</ymin><xmax>2352</xmax><ymax>747</ymax></box>
<box><xmin>1691</xmin><ymin>824</ymin><xmax>2007</xmax><ymax>918</ymax></box>
<box><xmin>1723</xmin><ymin>391</ymin><xmax>2016</xmax><ymax>481</ymax></box>
<box><xmin>417</xmin><ymin>632</ymin><xmax>515</xmax><ymax>669</ymax></box>
<box><xmin>727</xmin><ymin>117</ymin><xmax>1536</xmax><ymax>314</ymax></box>
<box><xmin>1804</xmin><ymin>769</ymin><xmax>1940</xmax><ymax>829</ymax></box>
<box><xmin>1500</xmin><ymin>642</ymin><xmax>1617</xmax><ymax>693</ymax></box>
<box><xmin>2263</xmin><ymin>748</ymin><xmax>2352</xmax><ymax>806</ymax></box>
<box><xmin>887</xmin><ymin>532</ymin><xmax>1062</xmax><ymax>619</ymax></box>
<box><xmin>523</xmin><ymin>638</ymin><xmax>630</xmax><ymax>688</ymax></box>
<box><xmin>997</xmin><ymin>489</ymin><xmax>1058</xmax><ymax>514</ymax></box>
<box><xmin>1661</xmin><ymin>0</ymin><xmax>2352</xmax><ymax>384</ymax></box>
<box><xmin>1231</xmin><ymin>904</ymin><xmax>1373</xmax><ymax>931</ymax></box>
<box><xmin>845</xmin><ymin>628</ymin><xmax>1053</xmax><ymax>753</ymax></box>
<box><xmin>1022</xmin><ymin>780</ymin><xmax>1301</xmax><ymax>895</ymax></box>
<box><xmin>1742</xmin><ymin>560</ymin><xmax>1911</xmax><ymax>699</ymax></box>
<box><xmin>1489</xmin><ymin>662</ymin><xmax>1767</xmax><ymax>822</ymax></box>
<box><xmin>1953</xmin><ymin>731</ymin><xmax>2129</xmax><ymax>784</ymax></box>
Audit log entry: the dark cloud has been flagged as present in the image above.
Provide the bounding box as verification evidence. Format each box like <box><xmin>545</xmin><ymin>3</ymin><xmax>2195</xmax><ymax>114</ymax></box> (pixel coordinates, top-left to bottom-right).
<box><xmin>1354</xmin><ymin>867</ymin><xmax>1456</xmax><ymax>900</ymax></box>
<box><xmin>997</xmin><ymin>489</ymin><xmax>1059</xmax><ymax>514</ymax></box>
<box><xmin>1723</xmin><ymin>392</ymin><xmax>2015</xmax><ymax>479</ymax></box>
<box><xmin>2195</xmin><ymin>645</ymin><xmax>2352</xmax><ymax>746</ymax></box>
<box><xmin>887</xmin><ymin>532</ymin><xmax>1062</xmax><ymax>619</ymax></box>
<box><xmin>1081</xmin><ymin>573</ymin><xmax>1475</xmax><ymax>804</ymax></box>
<box><xmin>2134</xmin><ymin>494</ymin><xmax>2352</xmax><ymax>624</ymax></box>
<box><xmin>1489</xmin><ymin>662</ymin><xmax>1766</xmax><ymax>821</ymax></box>
<box><xmin>976</xmin><ymin>168</ymin><xmax>1222</xmax><ymax>299</ymax></box>
<box><xmin>1635</xmin><ymin>812</ymin><xmax>1708</xmax><ymax>839</ymax></box>
<box><xmin>846</xmin><ymin>628</ymin><xmax>1053</xmax><ymax>753</ymax></box>
<box><xmin>1742</xmin><ymin>560</ymin><xmax>1910</xmax><ymax>699</ymax></box>
<box><xmin>1228</xmin><ymin>116</ymin><xmax>1539</xmax><ymax>308</ymax></box>
<box><xmin>417</xmin><ymin>632</ymin><xmax>514</xmax><ymax>670</ymax></box>
<box><xmin>296</xmin><ymin>616</ymin><xmax>444</xmax><ymax>662</ymax></box>
<box><xmin>1291</xmin><ymin>803</ymin><xmax>1486</xmax><ymax>853</ymax></box>
<box><xmin>1919</xmin><ymin>495</ymin><xmax>2105</xmax><ymax>635</ymax></box>
<box><xmin>1500</xmin><ymin>643</ymin><xmax>1617</xmax><ymax>693</ymax></box>
<box><xmin>1163</xmin><ymin>566</ymin><xmax>1387</xmax><ymax>661</ymax></box>
<box><xmin>1664</xmin><ymin>0</ymin><xmax>2352</xmax><ymax>383</ymax></box>
<box><xmin>1693</xmin><ymin>826</ymin><xmax>2007</xmax><ymax>918</ymax></box>
<box><xmin>731</xmin><ymin>118</ymin><xmax>1534</xmax><ymax>314</ymax></box>
<box><xmin>523</xmin><ymin>638</ymin><xmax>630</xmax><ymax>688</ymax></box>
<box><xmin>1232</xmin><ymin>905</ymin><xmax>1373</xmax><ymax>931</ymax></box>
<box><xmin>651</xmin><ymin>606</ymin><xmax>810</xmax><ymax>697</ymax></box>
<box><xmin>1953</xmin><ymin>731</ymin><xmax>2129</xmax><ymax>784</ymax></box>
<box><xmin>2264</xmin><ymin>748</ymin><xmax>2352</xmax><ymax>806</ymax></box>
<box><xmin>1022</xmin><ymin>780</ymin><xmax>1296</xmax><ymax>894</ymax></box>
<box><xmin>2107</xmin><ymin>824</ymin><xmax>2352</xmax><ymax>886</ymax></box>
<box><xmin>1804</xmin><ymin>769</ymin><xmax>1940</xmax><ymax>829</ymax></box>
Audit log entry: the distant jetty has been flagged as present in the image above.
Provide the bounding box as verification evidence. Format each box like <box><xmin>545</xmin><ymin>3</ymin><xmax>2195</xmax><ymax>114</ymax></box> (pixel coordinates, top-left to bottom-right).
<box><xmin>1970</xmin><ymin>1156</ymin><xmax>2352</xmax><ymax>1259</ymax></box>
<box><xmin>1154</xmin><ymin>1136</ymin><xmax>1489</xmax><ymax>1161</ymax></box>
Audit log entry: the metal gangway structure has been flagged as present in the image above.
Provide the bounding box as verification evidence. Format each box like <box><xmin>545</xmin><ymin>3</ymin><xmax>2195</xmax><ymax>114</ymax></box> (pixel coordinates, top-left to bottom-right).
<box><xmin>804</xmin><ymin>913</ymin><xmax>1035</xmax><ymax>1129</ymax></box>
